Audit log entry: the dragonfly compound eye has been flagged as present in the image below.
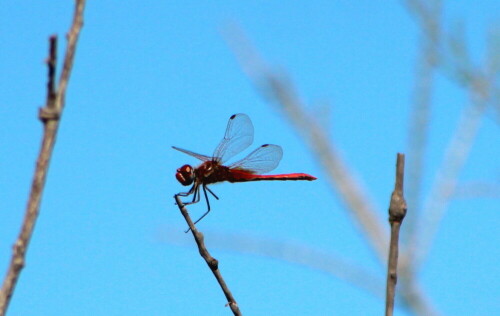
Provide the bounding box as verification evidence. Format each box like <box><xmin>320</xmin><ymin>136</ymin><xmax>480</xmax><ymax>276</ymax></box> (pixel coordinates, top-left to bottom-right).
<box><xmin>176</xmin><ymin>165</ymin><xmax>194</xmax><ymax>186</ymax></box>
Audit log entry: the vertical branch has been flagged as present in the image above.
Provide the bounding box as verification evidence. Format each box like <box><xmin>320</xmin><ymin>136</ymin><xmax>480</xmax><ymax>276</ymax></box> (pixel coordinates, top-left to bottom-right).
<box><xmin>385</xmin><ymin>154</ymin><xmax>407</xmax><ymax>316</ymax></box>
<box><xmin>0</xmin><ymin>1</ymin><xmax>86</xmax><ymax>315</ymax></box>
<box><xmin>174</xmin><ymin>195</ymin><xmax>242</xmax><ymax>316</ymax></box>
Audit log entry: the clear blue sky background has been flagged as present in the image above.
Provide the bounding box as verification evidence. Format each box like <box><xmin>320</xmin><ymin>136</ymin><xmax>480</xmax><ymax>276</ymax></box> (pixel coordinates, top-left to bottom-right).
<box><xmin>1</xmin><ymin>1</ymin><xmax>498</xmax><ymax>315</ymax></box>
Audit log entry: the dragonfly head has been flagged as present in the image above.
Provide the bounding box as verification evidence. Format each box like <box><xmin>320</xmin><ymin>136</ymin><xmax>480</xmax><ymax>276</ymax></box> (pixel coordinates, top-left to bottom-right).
<box><xmin>176</xmin><ymin>164</ymin><xmax>195</xmax><ymax>186</ymax></box>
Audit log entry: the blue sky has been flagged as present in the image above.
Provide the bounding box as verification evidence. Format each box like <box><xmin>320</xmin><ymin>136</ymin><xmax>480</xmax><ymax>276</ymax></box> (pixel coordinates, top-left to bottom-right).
<box><xmin>1</xmin><ymin>1</ymin><xmax>499</xmax><ymax>315</ymax></box>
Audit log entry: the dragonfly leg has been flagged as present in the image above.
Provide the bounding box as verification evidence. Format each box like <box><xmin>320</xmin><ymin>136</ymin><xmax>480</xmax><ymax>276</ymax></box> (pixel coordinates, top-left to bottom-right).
<box><xmin>192</xmin><ymin>185</ymin><xmax>212</xmax><ymax>225</ymax></box>
<box><xmin>176</xmin><ymin>183</ymin><xmax>200</xmax><ymax>206</ymax></box>
<box><xmin>176</xmin><ymin>183</ymin><xmax>196</xmax><ymax>197</ymax></box>
<box><xmin>183</xmin><ymin>185</ymin><xmax>218</xmax><ymax>233</ymax></box>
<box><xmin>205</xmin><ymin>185</ymin><xmax>219</xmax><ymax>200</ymax></box>
<box><xmin>186</xmin><ymin>184</ymin><xmax>200</xmax><ymax>205</ymax></box>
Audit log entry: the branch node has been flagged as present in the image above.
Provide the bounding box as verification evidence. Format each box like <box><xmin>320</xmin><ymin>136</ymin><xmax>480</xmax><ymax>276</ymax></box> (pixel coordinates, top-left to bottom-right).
<box><xmin>208</xmin><ymin>258</ymin><xmax>219</xmax><ymax>270</ymax></box>
<box><xmin>12</xmin><ymin>242</ymin><xmax>25</xmax><ymax>269</ymax></box>
<box><xmin>389</xmin><ymin>192</ymin><xmax>407</xmax><ymax>223</ymax></box>
<box><xmin>38</xmin><ymin>106</ymin><xmax>60</xmax><ymax>122</ymax></box>
<box><xmin>388</xmin><ymin>153</ymin><xmax>407</xmax><ymax>224</ymax></box>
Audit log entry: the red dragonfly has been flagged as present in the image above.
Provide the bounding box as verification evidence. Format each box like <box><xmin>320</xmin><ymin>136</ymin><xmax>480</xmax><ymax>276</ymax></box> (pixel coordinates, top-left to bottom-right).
<box><xmin>173</xmin><ymin>113</ymin><xmax>316</xmax><ymax>227</ymax></box>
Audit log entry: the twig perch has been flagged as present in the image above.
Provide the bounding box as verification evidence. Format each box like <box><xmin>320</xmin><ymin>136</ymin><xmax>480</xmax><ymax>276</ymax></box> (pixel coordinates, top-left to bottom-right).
<box><xmin>0</xmin><ymin>1</ymin><xmax>85</xmax><ymax>315</ymax></box>
<box><xmin>385</xmin><ymin>153</ymin><xmax>407</xmax><ymax>316</ymax></box>
<box><xmin>174</xmin><ymin>195</ymin><xmax>242</xmax><ymax>316</ymax></box>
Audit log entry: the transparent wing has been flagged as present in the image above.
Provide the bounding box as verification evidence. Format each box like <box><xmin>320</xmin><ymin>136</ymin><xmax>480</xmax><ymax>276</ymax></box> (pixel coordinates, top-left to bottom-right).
<box><xmin>213</xmin><ymin>113</ymin><xmax>254</xmax><ymax>164</ymax></box>
<box><xmin>228</xmin><ymin>144</ymin><xmax>283</xmax><ymax>174</ymax></box>
<box><xmin>172</xmin><ymin>146</ymin><xmax>212</xmax><ymax>162</ymax></box>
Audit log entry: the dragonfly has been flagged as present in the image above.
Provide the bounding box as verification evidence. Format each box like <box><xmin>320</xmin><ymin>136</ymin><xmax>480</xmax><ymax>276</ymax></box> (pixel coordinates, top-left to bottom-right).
<box><xmin>173</xmin><ymin>113</ymin><xmax>316</xmax><ymax>228</ymax></box>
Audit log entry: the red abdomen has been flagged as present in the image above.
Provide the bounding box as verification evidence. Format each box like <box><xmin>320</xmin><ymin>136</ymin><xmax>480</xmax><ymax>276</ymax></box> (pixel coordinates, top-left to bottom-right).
<box><xmin>227</xmin><ymin>169</ymin><xmax>317</xmax><ymax>182</ymax></box>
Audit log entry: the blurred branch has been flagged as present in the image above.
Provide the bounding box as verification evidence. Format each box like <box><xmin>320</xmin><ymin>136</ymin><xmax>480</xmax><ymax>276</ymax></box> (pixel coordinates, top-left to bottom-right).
<box><xmin>399</xmin><ymin>2</ymin><xmax>443</xmax><ymax>303</ymax></box>
<box><xmin>402</xmin><ymin>0</ymin><xmax>441</xmax><ymax>246</ymax></box>
<box><xmin>224</xmin><ymin>23</ymin><xmax>441</xmax><ymax>316</ymax></box>
<box><xmin>401</xmin><ymin>2</ymin><xmax>499</xmax><ymax>307</ymax></box>
<box><xmin>486</xmin><ymin>28</ymin><xmax>500</xmax><ymax>124</ymax></box>
<box><xmin>398</xmin><ymin>280</ymin><xmax>439</xmax><ymax>316</ymax></box>
<box><xmin>224</xmin><ymin>3</ymin><xmax>496</xmax><ymax>313</ymax></box>
<box><xmin>0</xmin><ymin>1</ymin><xmax>85</xmax><ymax>315</ymax></box>
<box><xmin>409</xmin><ymin>40</ymin><xmax>497</xmax><ymax>272</ymax></box>
<box><xmin>413</xmin><ymin>99</ymin><xmax>488</xmax><ymax>265</ymax></box>
<box><xmin>404</xmin><ymin>0</ymin><xmax>442</xmax><ymax>37</ymax></box>
<box><xmin>385</xmin><ymin>154</ymin><xmax>407</xmax><ymax>316</ymax></box>
<box><xmin>174</xmin><ymin>196</ymin><xmax>242</xmax><ymax>316</ymax></box>
<box><xmin>453</xmin><ymin>181</ymin><xmax>500</xmax><ymax>199</ymax></box>
<box><xmin>160</xmin><ymin>227</ymin><xmax>385</xmax><ymax>299</ymax></box>
<box><xmin>224</xmin><ymin>25</ymin><xmax>389</xmax><ymax>264</ymax></box>
<box><xmin>161</xmin><ymin>225</ymin><xmax>438</xmax><ymax>315</ymax></box>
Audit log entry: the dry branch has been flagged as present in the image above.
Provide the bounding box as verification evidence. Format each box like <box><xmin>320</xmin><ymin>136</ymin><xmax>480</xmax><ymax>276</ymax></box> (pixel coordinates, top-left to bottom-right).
<box><xmin>385</xmin><ymin>154</ymin><xmax>407</xmax><ymax>316</ymax></box>
<box><xmin>174</xmin><ymin>195</ymin><xmax>242</xmax><ymax>316</ymax></box>
<box><xmin>0</xmin><ymin>1</ymin><xmax>85</xmax><ymax>315</ymax></box>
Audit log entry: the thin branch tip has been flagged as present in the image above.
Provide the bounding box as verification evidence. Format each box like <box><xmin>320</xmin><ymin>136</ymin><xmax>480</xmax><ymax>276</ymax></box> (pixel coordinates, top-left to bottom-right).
<box><xmin>389</xmin><ymin>153</ymin><xmax>407</xmax><ymax>223</ymax></box>
<box><xmin>173</xmin><ymin>195</ymin><xmax>240</xmax><ymax>314</ymax></box>
<box><xmin>45</xmin><ymin>36</ymin><xmax>58</xmax><ymax>111</ymax></box>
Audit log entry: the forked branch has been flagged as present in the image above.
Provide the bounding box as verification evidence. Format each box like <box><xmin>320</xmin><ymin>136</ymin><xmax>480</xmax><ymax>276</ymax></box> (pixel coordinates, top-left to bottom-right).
<box><xmin>0</xmin><ymin>1</ymin><xmax>85</xmax><ymax>315</ymax></box>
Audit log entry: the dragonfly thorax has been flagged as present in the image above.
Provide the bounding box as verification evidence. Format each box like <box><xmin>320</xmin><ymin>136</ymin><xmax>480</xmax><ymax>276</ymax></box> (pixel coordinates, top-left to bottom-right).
<box><xmin>176</xmin><ymin>164</ymin><xmax>195</xmax><ymax>186</ymax></box>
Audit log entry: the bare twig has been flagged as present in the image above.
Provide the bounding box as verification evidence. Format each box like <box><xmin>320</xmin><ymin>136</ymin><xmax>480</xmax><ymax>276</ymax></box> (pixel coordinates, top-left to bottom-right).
<box><xmin>0</xmin><ymin>1</ymin><xmax>85</xmax><ymax>315</ymax></box>
<box><xmin>385</xmin><ymin>154</ymin><xmax>407</xmax><ymax>316</ymax></box>
<box><xmin>174</xmin><ymin>195</ymin><xmax>242</xmax><ymax>316</ymax></box>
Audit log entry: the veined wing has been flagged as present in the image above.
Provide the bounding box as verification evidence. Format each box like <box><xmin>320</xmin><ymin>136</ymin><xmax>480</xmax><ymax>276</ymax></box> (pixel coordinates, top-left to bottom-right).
<box><xmin>228</xmin><ymin>144</ymin><xmax>283</xmax><ymax>174</ymax></box>
<box><xmin>172</xmin><ymin>146</ymin><xmax>211</xmax><ymax>162</ymax></box>
<box><xmin>213</xmin><ymin>113</ymin><xmax>254</xmax><ymax>164</ymax></box>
